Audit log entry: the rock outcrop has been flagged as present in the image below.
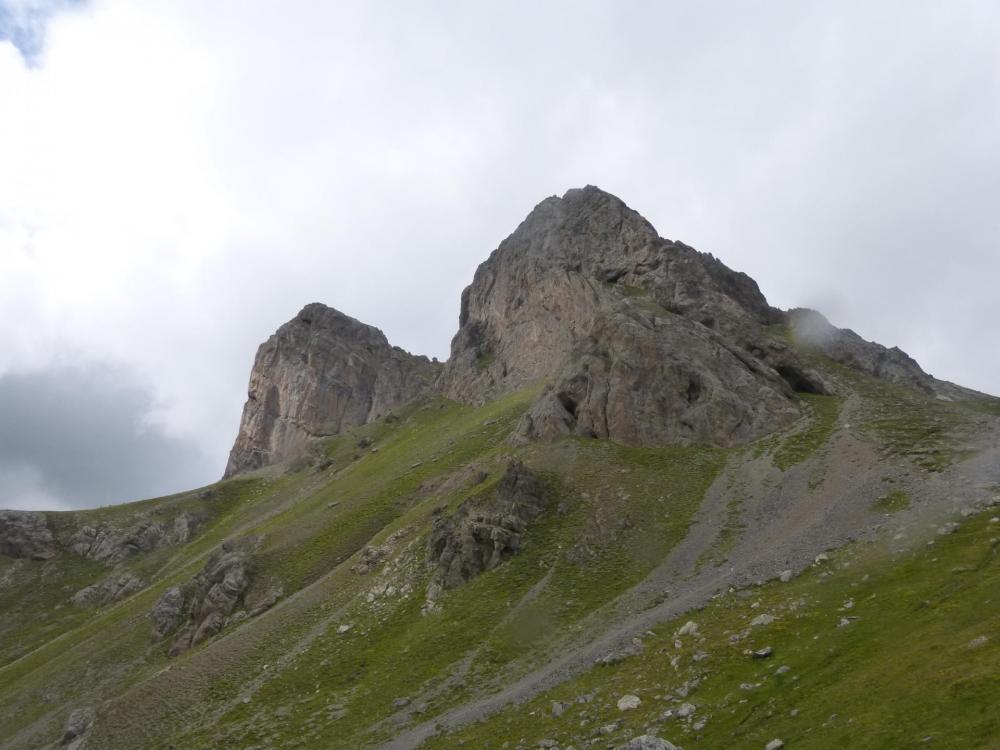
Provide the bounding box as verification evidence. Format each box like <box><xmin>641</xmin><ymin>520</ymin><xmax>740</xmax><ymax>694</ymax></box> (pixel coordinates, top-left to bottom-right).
<box><xmin>427</xmin><ymin>461</ymin><xmax>546</xmax><ymax>603</ymax></box>
<box><xmin>439</xmin><ymin>186</ymin><xmax>819</xmax><ymax>447</ymax></box>
<box><xmin>70</xmin><ymin>512</ymin><xmax>194</xmax><ymax>565</ymax></box>
<box><xmin>0</xmin><ymin>510</ymin><xmax>56</xmax><ymax>560</ymax></box>
<box><xmin>150</xmin><ymin>537</ymin><xmax>280</xmax><ymax>656</ymax></box>
<box><xmin>225</xmin><ymin>303</ymin><xmax>440</xmax><ymax>477</ymax></box>
<box><xmin>788</xmin><ymin>308</ymin><xmax>932</xmax><ymax>390</ymax></box>
<box><xmin>72</xmin><ymin>571</ymin><xmax>145</xmax><ymax>608</ymax></box>
<box><xmin>60</xmin><ymin>707</ymin><xmax>95</xmax><ymax>750</ymax></box>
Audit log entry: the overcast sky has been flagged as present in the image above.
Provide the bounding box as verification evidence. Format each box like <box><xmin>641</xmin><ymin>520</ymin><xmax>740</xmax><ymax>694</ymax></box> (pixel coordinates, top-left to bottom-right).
<box><xmin>1</xmin><ymin>0</ymin><xmax>998</xmax><ymax>510</ymax></box>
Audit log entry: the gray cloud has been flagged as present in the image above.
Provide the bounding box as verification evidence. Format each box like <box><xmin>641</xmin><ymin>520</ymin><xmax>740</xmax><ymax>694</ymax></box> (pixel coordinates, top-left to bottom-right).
<box><xmin>0</xmin><ymin>367</ymin><xmax>216</xmax><ymax>509</ymax></box>
<box><xmin>0</xmin><ymin>1</ymin><xmax>998</xmax><ymax>509</ymax></box>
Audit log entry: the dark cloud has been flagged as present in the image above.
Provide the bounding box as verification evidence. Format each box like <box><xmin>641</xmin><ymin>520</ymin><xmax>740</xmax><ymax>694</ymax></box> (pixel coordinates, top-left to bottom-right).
<box><xmin>0</xmin><ymin>367</ymin><xmax>216</xmax><ymax>510</ymax></box>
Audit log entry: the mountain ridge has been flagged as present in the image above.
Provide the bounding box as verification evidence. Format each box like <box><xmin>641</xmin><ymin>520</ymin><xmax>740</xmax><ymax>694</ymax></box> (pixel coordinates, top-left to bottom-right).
<box><xmin>225</xmin><ymin>185</ymin><xmax>943</xmax><ymax>478</ymax></box>
<box><xmin>1</xmin><ymin>186</ymin><xmax>999</xmax><ymax>750</ymax></box>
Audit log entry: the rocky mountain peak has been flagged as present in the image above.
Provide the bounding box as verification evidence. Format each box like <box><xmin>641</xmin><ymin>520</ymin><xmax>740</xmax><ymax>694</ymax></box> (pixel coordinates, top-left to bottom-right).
<box><xmin>224</xmin><ymin>303</ymin><xmax>439</xmax><ymax>477</ymax></box>
<box><xmin>438</xmin><ymin>186</ymin><xmax>812</xmax><ymax>447</ymax></box>
<box><xmin>224</xmin><ymin>186</ymin><xmax>940</xmax><ymax>475</ymax></box>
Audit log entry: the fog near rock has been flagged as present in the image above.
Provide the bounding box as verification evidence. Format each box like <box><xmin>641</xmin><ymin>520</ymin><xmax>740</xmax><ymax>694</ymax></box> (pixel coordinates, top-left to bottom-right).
<box><xmin>1</xmin><ymin>0</ymin><xmax>998</xmax><ymax>508</ymax></box>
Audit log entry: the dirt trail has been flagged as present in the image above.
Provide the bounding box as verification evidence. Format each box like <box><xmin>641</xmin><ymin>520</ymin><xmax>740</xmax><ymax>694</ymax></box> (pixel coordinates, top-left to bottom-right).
<box><xmin>380</xmin><ymin>397</ymin><xmax>1000</xmax><ymax>750</ymax></box>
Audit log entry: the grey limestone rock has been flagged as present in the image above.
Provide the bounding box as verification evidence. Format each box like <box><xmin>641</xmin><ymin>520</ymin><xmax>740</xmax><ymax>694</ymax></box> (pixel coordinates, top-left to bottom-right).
<box><xmin>72</xmin><ymin>571</ymin><xmax>145</xmax><ymax>608</ymax></box>
<box><xmin>225</xmin><ymin>303</ymin><xmax>439</xmax><ymax>477</ymax></box>
<box><xmin>427</xmin><ymin>461</ymin><xmax>546</xmax><ymax>595</ymax></box>
<box><xmin>60</xmin><ymin>707</ymin><xmax>95</xmax><ymax>749</ymax></box>
<box><xmin>0</xmin><ymin>510</ymin><xmax>56</xmax><ymax>560</ymax></box>
<box><xmin>616</xmin><ymin>736</ymin><xmax>680</xmax><ymax>750</ymax></box>
<box><xmin>438</xmin><ymin>186</ymin><xmax>817</xmax><ymax>448</ymax></box>
<box><xmin>149</xmin><ymin>537</ymin><xmax>271</xmax><ymax>656</ymax></box>
<box><xmin>70</xmin><ymin>512</ymin><xmax>194</xmax><ymax>565</ymax></box>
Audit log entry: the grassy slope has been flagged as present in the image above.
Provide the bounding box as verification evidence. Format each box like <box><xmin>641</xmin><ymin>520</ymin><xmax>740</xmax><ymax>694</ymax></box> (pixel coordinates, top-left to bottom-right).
<box><xmin>2</xmin><ymin>342</ymin><xmax>999</xmax><ymax>750</ymax></box>
<box><xmin>168</xmin><ymin>440</ymin><xmax>727</xmax><ymax>749</ymax></box>
<box><xmin>423</xmin><ymin>509</ymin><xmax>1000</xmax><ymax>750</ymax></box>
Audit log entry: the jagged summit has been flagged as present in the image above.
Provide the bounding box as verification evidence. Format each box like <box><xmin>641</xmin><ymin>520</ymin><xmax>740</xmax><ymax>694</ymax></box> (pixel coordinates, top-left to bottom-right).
<box><xmin>438</xmin><ymin>185</ymin><xmax>818</xmax><ymax>447</ymax></box>
<box><xmin>224</xmin><ymin>186</ymin><xmax>942</xmax><ymax>476</ymax></box>
<box><xmin>223</xmin><ymin>303</ymin><xmax>438</xmax><ymax>477</ymax></box>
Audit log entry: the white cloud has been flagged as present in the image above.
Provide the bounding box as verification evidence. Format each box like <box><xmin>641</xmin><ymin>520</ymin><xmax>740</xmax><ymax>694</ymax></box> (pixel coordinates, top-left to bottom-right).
<box><xmin>0</xmin><ymin>0</ymin><xmax>998</xmax><ymax>503</ymax></box>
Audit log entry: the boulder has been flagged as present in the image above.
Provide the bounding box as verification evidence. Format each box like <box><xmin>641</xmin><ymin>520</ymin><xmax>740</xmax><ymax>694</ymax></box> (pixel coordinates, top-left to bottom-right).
<box><xmin>616</xmin><ymin>736</ymin><xmax>680</xmax><ymax>750</ymax></box>
<box><xmin>60</xmin><ymin>707</ymin><xmax>95</xmax><ymax>749</ymax></box>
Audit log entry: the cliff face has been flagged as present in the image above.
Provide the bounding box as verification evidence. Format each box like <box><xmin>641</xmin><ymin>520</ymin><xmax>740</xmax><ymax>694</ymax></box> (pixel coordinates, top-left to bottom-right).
<box><xmin>437</xmin><ymin>186</ymin><xmax>824</xmax><ymax>447</ymax></box>
<box><xmin>224</xmin><ymin>303</ymin><xmax>439</xmax><ymax>477</ymax></box>
<box><xmin>223</xmin><ymin>186</ymin><xmax>939</xmax><ymax>473</ymax></box>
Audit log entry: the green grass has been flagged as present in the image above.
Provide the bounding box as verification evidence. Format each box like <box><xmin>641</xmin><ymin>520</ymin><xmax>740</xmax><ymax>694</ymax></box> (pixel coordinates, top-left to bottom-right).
<box><xmin>874</xmin><ymin>489</ymin><xmax>910</xmax><ymax>514</ymax></box>
<box><xmin>3</xmin><ymin>363</ymin><xmax>997</xmax><ymax>750</ymax></box>
<box><xmin>163</xmin><ymin>438</ymin><xmax>726</xmax><ymax>749</ymax></box>
<box><xmin>424</xmin><ymin>510</ymin><xmax>1000</xmax><ymax>750</ymax></box>
<box><xmin>772</xmin><ymin>394</ymin><xmax>841</xmax><ymax>471</ymax></box>
<box><xmin>753</xmin><ymin>393</ymin><xmax>841</xmax><ymax>472</ymax></box>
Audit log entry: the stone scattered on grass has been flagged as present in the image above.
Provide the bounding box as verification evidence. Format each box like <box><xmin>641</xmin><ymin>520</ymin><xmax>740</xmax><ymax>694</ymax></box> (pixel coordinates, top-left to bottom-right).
<box><xmin>779</xmin><ymin>569</ymin><xmax>794</xmax><ymax>582</ymax></box>
<box><xmin>967</xmin><ymin>635</ymin><xmax>989</xmax><ymax>649</ymax></box>
<box><xmin>618</xmin><ymin>694</ymin><xmax>641</xmax><ymax>711</ymax></box>
<box><xmin>675</xmin><ymin>702</ymin><xmax>696</xmax><ymax>718</ymax></box>
<box><xmin>765</xmin><ymin>740</ymin><xmax>785</xmax><ymax>750</ymax></box>
<box><xmin>616</xmin><ymin>736</ymin><xmax>680</xmax><ymax>750</ymax></box>
<box><xmin>750</xmin><ymin>613</ymin><xmax>775</xmax><ymax>627</ymax></box>
<box><xmin>677</xmin><ymin>620</ymin><xmax>699</xmax><ymax>636</ymax></box>
<box><xmin>752</xmin><ymin>646</ymin><xmax>774</xmax><ymax>659</ymax></box>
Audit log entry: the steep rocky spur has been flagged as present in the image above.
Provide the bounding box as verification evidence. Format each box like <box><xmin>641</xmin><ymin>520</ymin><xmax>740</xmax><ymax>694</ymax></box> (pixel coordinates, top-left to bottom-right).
<box><xmin>225</xmin><ymin>303</ymin><xmax>439</xmax><ymax>477</ymax></box>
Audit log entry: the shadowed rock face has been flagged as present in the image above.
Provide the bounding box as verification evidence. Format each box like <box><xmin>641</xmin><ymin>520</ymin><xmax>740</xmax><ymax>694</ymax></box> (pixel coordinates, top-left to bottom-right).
<box><xmin>0</xmin><ymin>511</ymin><xmax>56</xmax><ymax>560</ymax></box>
<box><xmin>70</xmin><ymin>512</ymin><xmax>193</xmax><ymax>565</ymax></box>
<box><xmin>438</xmin><ymin>186</ymin><xmax>817</xmax><ymax>446</ymax></box>
<box><xmin>427</xmin><ymin>461</ymin><xmax>546</xmax><ymax>600</ymax></box>
<box><xmin>224</xmin><ymin>303</ymin><xmax>440</xmax><ymax>477</ymax></box>
<box><xmin>150</xmin><ymin>536</ymin><xmax>281</xmax><ymax>656</ymax></box>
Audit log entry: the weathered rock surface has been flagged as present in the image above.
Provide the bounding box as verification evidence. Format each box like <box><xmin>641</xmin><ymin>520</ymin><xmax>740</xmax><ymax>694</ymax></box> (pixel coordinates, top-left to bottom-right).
<box><xmin>72</xmin><ymin>571</ymin><xmax>145</xmax><ymax>607</ymax></box>
<box><xmin>70</xmin><ymin>512</ymin><xmax>194</xmax><ymax>565</ymax></box>
<box><xmin>150</xmin><ymin>537</ymin><xmax>279</xmax><ymax>656</ymax></box>
<box><xmin>0</xmin><ymin>510</ymin><xmax>56</xmax><ymax>560</ymax></box>
<box><xmin>788</xmin><ymin>307</ymin><xmax>932</xmax><ymax>390</ymax></box>
<box><xmin>438</xmin><ymin>186</ymin><xmax>822</xmax><ymax>447</ymax></box>
<box><xmin>225</xmin><ymin>303</ymin><xmax>440</xmax><ymax>477</ymax></box>
<box><xmin>427</xmin><ymin>461</ymin><xmax>546</xmax><ymax>600</ymax></box>
<box><xmin>616</xmin><ymin>736</ymin><xmax>680</xmax><ymax>750</ymax></box>
<box><xmin>60</xmin><ymin>707</ymin><xmax>95</xmax><ymax>750</ymax></box>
